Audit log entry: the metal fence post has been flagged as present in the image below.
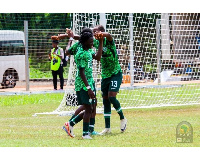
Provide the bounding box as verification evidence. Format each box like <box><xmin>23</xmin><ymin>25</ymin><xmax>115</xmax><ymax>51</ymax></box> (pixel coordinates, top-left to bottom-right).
<box><xmin>156</xmin><ymin>19</ymin><xmax>161</xmax><ymax>84</ymax></box>
<box><xmin>24</xmin><ymin>20</ymin><xmax>29</xmax><ymax>91</ymax></box>
<box><xmin>100</xmin><ymin>13</ymin><xmax>107</xmax><ymax>32</ymax></box>
<box><xmin>129</xmin><ymin>13</ymin><xmax>134</xmax><ymax>87</ymax></box>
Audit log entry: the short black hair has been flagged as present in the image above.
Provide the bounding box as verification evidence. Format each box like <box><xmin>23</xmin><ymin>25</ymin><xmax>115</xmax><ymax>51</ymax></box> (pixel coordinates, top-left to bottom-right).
<box><xmin>79</xmin><ymin>28</ymin><xmax>93</xmax><ymax>45</ymax></box>
<box><xmin>81</xmin><ymin>27</ymin><xmax>93</xmax><ymax>35</ymax></box>
<box><xmin>96</xmin><ymin>25</ymin><xmax>105</xmax><ymax>32</ymax></box>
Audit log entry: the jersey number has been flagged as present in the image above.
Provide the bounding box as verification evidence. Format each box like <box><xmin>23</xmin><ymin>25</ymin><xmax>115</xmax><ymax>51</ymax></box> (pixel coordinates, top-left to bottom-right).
<box><xmin>111</xmin><ymin>81</ymin><xmax>117</xmax><ymax>87</ymax></box>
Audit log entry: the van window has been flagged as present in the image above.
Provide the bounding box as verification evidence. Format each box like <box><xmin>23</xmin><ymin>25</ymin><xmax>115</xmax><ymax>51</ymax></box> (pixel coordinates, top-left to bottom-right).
<box><xmin>0</xmin><ymin>40</ymin><xmax>24</xmax><ymax>56</ymax></box>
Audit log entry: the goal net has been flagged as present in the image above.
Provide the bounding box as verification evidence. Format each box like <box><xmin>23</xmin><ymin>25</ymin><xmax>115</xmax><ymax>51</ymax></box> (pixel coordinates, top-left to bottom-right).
<box><xmin>34</xmin><ymin>13</ymin><xmax>200</xmax><ymax>116</ymax></box>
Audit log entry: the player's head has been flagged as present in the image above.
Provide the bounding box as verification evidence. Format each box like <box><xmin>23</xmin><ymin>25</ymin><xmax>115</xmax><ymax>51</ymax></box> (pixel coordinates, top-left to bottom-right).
<box><xmin>79</xmin><ymin>28</ymin><xmax>93</xmax><ymax>50</ymax></box>
<box><xmin>93</xmin><ymin>25</ymin><xmax>105</xmax><ymax>34</ymax></box>
<box><xmin>52</xmin><ymin>40</ymin><xmax>59</xmax><ymax>48</ymax></box>
<box><xmin>81</xmin><ymin>27</ymin><xmax>93</xmax><ymax>34</ymax></box>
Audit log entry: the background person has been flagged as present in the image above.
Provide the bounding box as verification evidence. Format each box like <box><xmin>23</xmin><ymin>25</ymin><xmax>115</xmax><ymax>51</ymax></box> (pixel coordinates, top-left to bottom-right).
<box><xmin>48</xmin><ymin>39</ymin><xmax>64</xmax><ymax>90</ymax></box>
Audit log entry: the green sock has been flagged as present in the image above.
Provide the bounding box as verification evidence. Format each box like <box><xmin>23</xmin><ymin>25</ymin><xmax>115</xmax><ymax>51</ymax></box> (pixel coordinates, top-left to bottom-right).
<box><xmin>83</xmin><ymin>122</ymin><xmax>89</xmax><ymax>136</ymax></box>
<box><xmin>70</xmin><ymin>114</ymin><xmax>82</xmax><ymax>127</ymax></box>
<box><xmin>69</xmin><ymin>114</ymin><xmax>76</xmax><ymax>121</ymax></box>
<box><xmin>103</xmin><ymin>98</ymin><xmax>111</xmax><ymax>128</ymax></box>
<box><xmin>89</xmin><ymin>118</ymin><xmax>95</xmax><ymax>133</ymax></box>
<box><xmin>109</xmin><ymin>97</ymin><xmax>124</xmax><ymax>120</ymax></box>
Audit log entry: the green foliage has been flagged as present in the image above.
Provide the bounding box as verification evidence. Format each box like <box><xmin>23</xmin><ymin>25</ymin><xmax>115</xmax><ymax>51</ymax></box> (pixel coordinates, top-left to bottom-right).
<box><xmin>0</xmin><ymin>13</ymin><xmax>72</xmax><ymax>30</ymax></box>
<box><xmin>0</xmin><ymin>13</ymin><xmax>72</xmax><ymax>79</ymax></box>
<box><xmin>29</xmin><ymin>66</ymin><xmax>69</xmax><ymax>79</ymax></box>
<box><xmin>29</xmin><ymin>68</ymin><xmax>52</xmax><ymax>79</ymax></box>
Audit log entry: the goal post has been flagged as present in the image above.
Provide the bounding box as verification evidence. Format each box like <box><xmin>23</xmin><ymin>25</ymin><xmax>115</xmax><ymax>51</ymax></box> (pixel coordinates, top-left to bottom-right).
<box><xmin>129</xmin><ymin>13</ymin><xmax>134</xmax><ymax>86</ymax></box>
<box><xmin>34</xmin><ymin>13</ymin><xmax>200</xmax><ymax>116</ymax></box>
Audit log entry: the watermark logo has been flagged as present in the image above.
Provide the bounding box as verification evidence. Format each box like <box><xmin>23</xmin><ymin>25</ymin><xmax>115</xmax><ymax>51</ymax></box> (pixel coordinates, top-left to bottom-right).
<box><xmin>176</xmin><ymin>121</ymin><xmax>193</xmax><ymax>143</ymax></box>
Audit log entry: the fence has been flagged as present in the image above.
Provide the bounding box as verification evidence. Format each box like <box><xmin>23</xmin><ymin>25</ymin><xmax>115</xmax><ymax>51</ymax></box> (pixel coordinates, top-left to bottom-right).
<box><xmin>0</xmin><ymin>13</ymin><xmax>199</xmax><ymax>96</ymax></box>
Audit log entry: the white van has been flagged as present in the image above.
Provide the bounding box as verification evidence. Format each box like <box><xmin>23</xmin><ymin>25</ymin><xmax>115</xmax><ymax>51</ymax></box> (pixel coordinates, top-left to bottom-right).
<box><xmin>0</xmin><ymin>30</ymin><xmax>25</xmax><ymax>88</ymax></box>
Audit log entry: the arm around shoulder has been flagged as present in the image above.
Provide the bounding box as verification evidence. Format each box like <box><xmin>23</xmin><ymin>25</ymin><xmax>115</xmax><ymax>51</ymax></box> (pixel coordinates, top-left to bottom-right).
<box><xmin>102</xmin><ymin>32</ymin><xmax>113</xmax><ymax>41</ymax></box>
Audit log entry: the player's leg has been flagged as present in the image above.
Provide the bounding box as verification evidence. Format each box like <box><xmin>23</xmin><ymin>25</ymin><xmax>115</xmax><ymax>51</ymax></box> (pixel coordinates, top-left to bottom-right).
<box><xmin>89</xmin><ymin>100</ymin><xmax>96</xmax><ymax>134</ymax></box>
<box><xmin>100</xmin><ymin>78</ymin><xmax>112</xmax><ymax>135</ymax></box>
<box><xmin>108</xmin><ymin>71</ymin><xmax>127</xmax><ymax>132</ymax></box>
<box><xmin>63</xmin><ymin>90</ymin><xmax>85</xmax><ymax>138</ymax></box>
<box><xmin>108</xmin><ymin>91</ymin><xmax>124</xmax><ymax>120</ymax></box>
<box><xmin>63</xmin><ymin>110</ymin><xmax>84</xmax><ymax>138</ymax></box>
<box><xmin>68</xmin><ymin>85</ymin><xmax>99</xmax><ymax>135</ymax></box>
<box><xmin>89</xmin><ymin>98</ymin><xmax>101</xmax><ymax>135</ymax></box>
<box><xmin>69</xmin><ymin>105</ymin><xmax>84</xmax><ymax>121</ymax></box>
<box><xmin>69</xmin><ymin>88</ymin><xmax>93</xmax><ymax>139</ymax></box>
<box><xmin>68</xmin><ymin>84</ymin><xmax>98</xmax><ymax>135</ymax></box>
<box><xmin>65</xmin><ymin>103</ymin><xmax>94</xmax><ymax>139</ymax></box>
<box><xmin>88</xmin><ymin>84</ymin><xmax>100</xmax><ymax>135</ymax></box>
<box><xmin>82</xmin><ymin>103</ymin><xmax>93</xmax><ymax>139</ymax></box>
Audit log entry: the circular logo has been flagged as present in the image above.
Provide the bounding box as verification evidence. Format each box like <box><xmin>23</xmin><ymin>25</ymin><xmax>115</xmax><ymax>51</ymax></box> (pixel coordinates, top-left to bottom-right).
<box><xmin>176</xmin><ymin>121</ymin><xmax>193</xmax><ymax>143</ymax></box>
<box><xmin>179</xmin><ymin>124</ymin><xmax>190</xmax><ymax>135</ymax></box>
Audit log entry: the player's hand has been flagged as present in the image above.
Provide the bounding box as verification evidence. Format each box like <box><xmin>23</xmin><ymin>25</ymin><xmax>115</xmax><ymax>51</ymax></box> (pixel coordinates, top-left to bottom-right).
<box><xmin>66</xmin><ymin>28</ymin><xmax>74</xmax><ymax>38</ymax></box>
<box><xmin>51</xmin><ymin>36</ymin><xmax>59</xmax><ymax>40</ymax></box>
<box><xmin>88</xmin><ymin>89</ymin><xmax>95</xmax><ymax>99</ymax></box>
<box><xmin>94</xmin><ymin>31</ymin><xmax>103</xmax><ymax>41</ymax></box>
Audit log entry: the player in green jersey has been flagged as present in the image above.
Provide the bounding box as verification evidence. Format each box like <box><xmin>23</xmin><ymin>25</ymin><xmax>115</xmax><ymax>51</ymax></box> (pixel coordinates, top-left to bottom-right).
<box><xmin>66</xmin><ymin>25</ymin><xmax>127</xmax><ymax>134</ymax></box>
<box><xmin>63</xmin><ymin>28</ymin><xmax>103</xmax><ymax>139</ymax></box>
<box><xmin>61</xmin><ymin>28</ymin><xmax>101</xmax><ymax>136</ymax></box>
<box><xmin>92</xmin><ymin>25</ymin><xmax>127</xmax><ymax>134</ymax></box>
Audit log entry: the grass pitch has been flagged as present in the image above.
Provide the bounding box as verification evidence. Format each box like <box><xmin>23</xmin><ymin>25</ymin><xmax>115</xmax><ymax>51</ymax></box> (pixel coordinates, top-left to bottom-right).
<box><xmin>0</xmin><ymin>93</ymin><xmax>200</xmax><ymax>147</ymax></box>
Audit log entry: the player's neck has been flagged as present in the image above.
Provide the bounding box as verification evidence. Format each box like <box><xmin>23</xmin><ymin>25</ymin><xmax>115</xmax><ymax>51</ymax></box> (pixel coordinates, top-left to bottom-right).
<box><xmin>83</xmin><ymin>46</ymin><xmax>89</xmax><ymax>51</ymax></box>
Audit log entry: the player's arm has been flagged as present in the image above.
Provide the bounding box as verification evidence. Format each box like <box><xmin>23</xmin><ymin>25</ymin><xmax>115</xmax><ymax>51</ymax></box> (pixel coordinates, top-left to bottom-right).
<box><xmin>95</xmin><ymin>32</ymin><xmax>113</xmax><ymax>41</ymax></box>
<box><xmin>66</xmin><ymin>28</ymin><xmax>80</xmax><ymax>40</ymax></box>
<box><xmin>58</xmin><ymin>33</ymin><xmax>68</xmax><ymax>40</ymax></box>
<box><xmin>57</xmin><ymin>28</ymin><xmax>72</xmax><ymax>40</ymax></box>
<box><xmin>79</xmin><ymin>68</ymin><xmax>95</xmax><ymax>99</ymax></box>
<box><xmin>65</xmin><ymin>39</ymin><xmax>73</xmax><ymax>56</ymax></box>
<box><xmin>92</xmin><ymin>32</ymin><xmax>104</xmax><ymax>61</ymax></box>
<box><xmin>58</xmin><ymin>28</ymin><xmax>80</xmax><ymax>40</ymax></box>
<box><xmin>102</xmin><ymin>32</ymin><xmax>113</xmax><ymax>41</ymax></box>
<box><xmin>73</xmin><ymin>35</ymin><xmax>80</xmax><ymax>40</ymax></box>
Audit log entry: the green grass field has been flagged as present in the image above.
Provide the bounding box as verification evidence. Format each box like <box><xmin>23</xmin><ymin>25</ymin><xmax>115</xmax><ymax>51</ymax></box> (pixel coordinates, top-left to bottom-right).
<box><xmin>0</xmin><ymin>92</ymin><xmax>200</xmax><ymax>147</ymax></box>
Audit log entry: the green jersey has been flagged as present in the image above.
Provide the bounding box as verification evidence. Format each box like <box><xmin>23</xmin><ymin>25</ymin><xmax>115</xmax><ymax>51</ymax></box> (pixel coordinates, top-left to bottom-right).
<box><xmin>94</xmin><ymin>38</ymin><xmax>121</xmax><ymax>79</ymax></box>
<box><xmin>74</xmin><ymin>47</ymin><xmax>95</xmax><ymax>91</ymax></box>
<box><xmin>68</xmin><ymin>42</ymin><xmax>81</xmax><ymax>56</ymax></box>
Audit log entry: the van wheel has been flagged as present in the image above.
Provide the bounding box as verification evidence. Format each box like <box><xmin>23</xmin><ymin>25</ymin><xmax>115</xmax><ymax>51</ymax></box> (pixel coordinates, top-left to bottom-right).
<box><xmin>1</xmin><ymin>70</ymin><xmax>17</xmax><ymax>88</ymax></box>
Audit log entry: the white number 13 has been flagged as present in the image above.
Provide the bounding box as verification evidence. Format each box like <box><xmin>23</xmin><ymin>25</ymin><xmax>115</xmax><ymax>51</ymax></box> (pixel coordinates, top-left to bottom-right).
<box><xmin>111</xmin><ymin>81</ymin><xmax>117</xmax><ymax>87</ymax></box>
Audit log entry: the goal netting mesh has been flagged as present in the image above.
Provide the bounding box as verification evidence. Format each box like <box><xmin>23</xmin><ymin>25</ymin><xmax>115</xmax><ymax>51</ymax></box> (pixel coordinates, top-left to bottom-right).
<box><xmin>34</xmin><ymin>13</ymin><xmax>200</xmax><ymax>116</ymax></box>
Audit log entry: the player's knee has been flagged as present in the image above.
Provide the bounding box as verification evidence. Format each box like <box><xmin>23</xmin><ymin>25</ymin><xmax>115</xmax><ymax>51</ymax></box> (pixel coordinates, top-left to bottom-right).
<box><xmin>85</xmin><ymin>105</ymin><xmax>93</xmax><ymax>114</ymax></box>
<box><xmin>108</xmin><ymin>96</ymin><xmax>117</xmax><ymax>104</ymax></box>
<box><xmin>91</xmin><ymin>107</ymin><xmax>96</xmax><ymax>117</ymax></box>
<box><xmin>89</xmin><ymin>105</ymin><xmax>93</xmax><ymax>114</ymax></box>
<box><xmin>103</xmin><ymin>97</ymin><xmax>110</xmax><ymax>105</ymax></box>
